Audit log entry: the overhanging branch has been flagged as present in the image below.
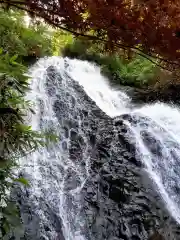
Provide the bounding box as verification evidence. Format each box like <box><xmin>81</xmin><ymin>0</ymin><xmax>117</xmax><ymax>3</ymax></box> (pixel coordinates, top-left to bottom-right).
<box><xmin>0</xmin><ymin>0</ymin><xmax>179</xmax><ymax>72</ymax></box>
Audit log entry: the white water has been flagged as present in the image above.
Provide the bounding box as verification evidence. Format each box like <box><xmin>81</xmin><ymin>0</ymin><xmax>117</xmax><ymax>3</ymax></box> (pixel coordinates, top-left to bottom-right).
<box><xmin>24</xmin><ymin>57</ymin><xmax>180</xmax><ymax>238</ymax></box>
<box><xmin>132</xmin><ymin>103</ymin><xmax>180</xmax><ymax>224</ymax></box>
<box><xmin>25</xmin><ymin>57</ymin><xmax>92</xmax><ymax>240</ymax></box>
<box><xmin>66</xmin><ymin>58</ymin><xmax>180</xmax><ymax>224</ymax></box>
<box><xmin>65</xmin><ymin>59</ymin><xmax>131</xmax><ymax>117</ymax></box>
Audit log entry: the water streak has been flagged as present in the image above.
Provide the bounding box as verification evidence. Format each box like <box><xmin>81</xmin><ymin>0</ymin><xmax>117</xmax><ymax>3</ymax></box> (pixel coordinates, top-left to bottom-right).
<box><xmin>65</xmin><ymin>58</ymin><xmax>180</xmax><ymax>224</ymax></box>
<box><xmin>23</xmin><ymin>57</ymin><xmax>180</xmax><ymax>239</ymax></box>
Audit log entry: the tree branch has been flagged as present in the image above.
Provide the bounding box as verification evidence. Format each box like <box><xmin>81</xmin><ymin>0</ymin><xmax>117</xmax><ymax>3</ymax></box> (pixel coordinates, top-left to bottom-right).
<box><xmin>0</xmin><ymin>0</ymin><xmax>26</xmax><ymax>6</ymax></box>
<box><xmin>1</xmin><ymin>0</ymin><xmax>179</xmax><ymax>72</ymax></box>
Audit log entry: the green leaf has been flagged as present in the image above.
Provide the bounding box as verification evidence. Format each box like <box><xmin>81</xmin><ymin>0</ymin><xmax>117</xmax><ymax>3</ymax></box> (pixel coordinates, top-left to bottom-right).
<box><xmin>14</xmin><ymin>177</ymin><xmax>29</xmax><ymax>186</ymax></box>
<box><xmin>10</xmin><ymin>54</ymin><xmax>18</xmax><ymax>63</ymax></box>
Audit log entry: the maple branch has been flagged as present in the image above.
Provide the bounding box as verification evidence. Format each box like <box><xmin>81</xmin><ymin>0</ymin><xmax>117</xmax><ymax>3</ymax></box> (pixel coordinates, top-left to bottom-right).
<box><xmin>1</xmin><ymin>0</ymin><xmax>179</xmax><ymax>72</ymax></box>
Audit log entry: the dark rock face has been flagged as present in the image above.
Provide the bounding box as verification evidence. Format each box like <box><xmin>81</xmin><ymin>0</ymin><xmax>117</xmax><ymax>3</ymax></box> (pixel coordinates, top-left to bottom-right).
<box><xmin>128</xmin><ymin>84</ymin><xmax>180</xmax><ymax>105</ymax></box>
<box><xmin>81</xmin><ymin>118</ymin><xmax>180</xmax><ymax>240</ymax></box>
<box><xmin>11</xmin><ymin>62</ymin><xmax>180</xmax><ymax>240</ymax></box>
<box><xmin>11</xmin><ymin>175</ymin><xmax>65</xmax><ymax>240</ymax></box>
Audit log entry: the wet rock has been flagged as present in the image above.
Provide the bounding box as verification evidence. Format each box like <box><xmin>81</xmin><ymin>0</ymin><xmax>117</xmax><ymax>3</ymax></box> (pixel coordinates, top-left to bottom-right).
<box><xmin>53</xmin><ymin>100</ymin><xmax>68</xmax><ymax>118</ymax></box>
<box><xmin>47</xmin><ymin>85</ymin><xmax>56</xmax><ymax>96</ymax></box>
<box><xmin>62</xmin><ymin>141</ymin><xmax>68</xmax><ymax>150</ymax></box>
<box><xmin>148</xmin><ymin>232</ymin><xmax>165</xmax><ymax>240</ymax></box>
<box><xmin>63</xmin><ymin>126</ymin><xmax>69</xmax><ymax>138</ymax></box>
<box><xmin>131</xmin><ymin>83</ymin><xmax>180</xmax><ymax>105</ymax></box>
<box><xmin>11</xmin><ymin>62</ymin><xmax>180</xmax><ymax>240</ymax></box>
<box><xmin>89</xmin><ymin>134</ymin><xmax>96</xmax><ymax>145</ymax></box>
<box><xmin>141</xmin><ymin>131</ymin><xmax>163</xmax><ymax>157</ymax></box>
<box><xmin>71</xmin><ymin>96</ymin><xmax>76</xmax><ymax>107</ymax></box>
<box><xmin>109</xmin><ymin>185</ymin><xmax>130</xmax><ymax>203</ymax></box>
<box><xmin>63</xmin><ymin>169</ymin><xmax>81</xmax><ymax>191</ymax></box>
<box><xmin>70</xmin><ymin>129</ymin><xmax>78</xmax><ymax>141</ymax></box>
<box><xmin>44</xmin><ymin>225</ymin><xmax>51</xmax><ymax>232</ymax></box>
<box><xmin>82</xmin><ymin>110</ymin><xmax>89</xmax><ymax>118</ymax></box>
<box><xmin>63</xmin><ymin>119</ymin><xmax>79</xmax><ymax>129</ymax></box>
<box><xmin>46</xmin><ymin>66</ymin><xmax>62</xmax><ymax>84</ymax></box>
<box><xmin>11</xmin><ymin>180</ymin><xmax>65</xmax><ymax>240</ymax></box>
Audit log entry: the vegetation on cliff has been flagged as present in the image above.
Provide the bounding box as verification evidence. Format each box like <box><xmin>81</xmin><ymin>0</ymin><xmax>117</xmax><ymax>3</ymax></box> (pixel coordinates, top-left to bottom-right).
<box><xmin>61</xmin><ymin>37</ymin><xmax>176</xmax><ymax>102</ymax></box>
<box><xmin>61</xmin><ymin>37</ymin><xmax>156</xmax><ymax>88</ymax></box>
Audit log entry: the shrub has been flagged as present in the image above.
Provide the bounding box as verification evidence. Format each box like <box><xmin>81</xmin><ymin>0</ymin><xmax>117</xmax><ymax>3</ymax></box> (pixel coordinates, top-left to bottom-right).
<box><xmin>102</xmin><ymin>55</ymin><xmax>156</xmax><ymax>87</ymax></box>
<box><xmin>62</xmin><ymin>38</ymin><xmax>156</xmax><ymax>88</ymax></box>
<box><xmin>0</xmin><ymin>49</ymin><xmax>58</xmax><ymax>238</ymax></box>
<box><xmin>0</xmin><ymin>50</ymin><xmax>37</xmax><ymax>237</ymax></box>
<box><xmin>52</xmin><ymin>30</ymin><xmax>73</xmax><ymax>56</ymax></box>
<box><xmin>0</xmin><ymin>9</ymin><xmax>52</xmax><ymax>64</ymax></box>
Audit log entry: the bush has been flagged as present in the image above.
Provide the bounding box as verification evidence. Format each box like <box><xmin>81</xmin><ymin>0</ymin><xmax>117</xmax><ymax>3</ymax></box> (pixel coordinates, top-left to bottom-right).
<box><xmin>101</xmin><ymin>55</ymin><xmax>156</xmax><ymax>87</ymax></box>
<box><xmin>0</xmin><ymin>10</ymin><xmax>58</xmax><ymax>237</ymax></box>
<box><xmin>0</xmin><ymin>50</ymin><xmax>46</xmax><ymax>238</ymax></box>
<box><xmin>0</xmin><ymin>10</ymin><xmax>52</xmax><ymax>65</ymax></box>
<box><xmin>0</xmin><ymin>49</ymin><xmax>59</xmax><ymax>238</ymax></box>
<box><xmin>61</xmin><ymin>38</ymin><xmax>156</xmax><ymax>88</ymax></box>
<box><xmin>51</xmin><ymin>29</ymin><xmax>73</xmax><ymax>56</ymax></box>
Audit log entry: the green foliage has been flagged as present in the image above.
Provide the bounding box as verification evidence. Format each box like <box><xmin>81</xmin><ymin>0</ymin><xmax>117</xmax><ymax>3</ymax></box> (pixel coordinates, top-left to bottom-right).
<box><xmin>0</xmin><ymin>49</ymin><xmax>54</xmax><ymax>237</ymax></box>
<box><xmin>62</xmin><ymin>38</ymin><xmax>89</xmax><ymax>58</ymax></box>
<box><xmin>101</xmin><ymin>55</ymin><xmax>156</xmax><ymax>87</ymax></box>
<box><xmin>62</xmin><ymin>38</ymin><xmax>156</xmax><ymax>88</ymax></box>
<box><xmin>52</xmin><ymin>30</ymin><xmax>73</xmax><ymax>56</ymax></box>
<box><xmin>0</xmin><ymin>9</ymin><xmax>58</xmax><ymax>237</ymax></box>
<box><xmin>0</xmin><ymin>9</ymin><xmax>52</xmax><ymax>63</ymax></box>
<box><xmin>20</xmin><ymin>24</ymin><xmax>52</xmax><ymax>58</ymax></box>
<box><xmin>50</xmin><ymin>29</ymin><xmax>157</xmax><ymax>88</ymax></box>
<box><xmin>0</xmin><ymin>160</ymin><xmax>23</xmax><ymax>239</ymax></box>
<box><xmin>14</xmin><ymin>177</ymin><xmax>29</xmax><ymax>186</ymax></box>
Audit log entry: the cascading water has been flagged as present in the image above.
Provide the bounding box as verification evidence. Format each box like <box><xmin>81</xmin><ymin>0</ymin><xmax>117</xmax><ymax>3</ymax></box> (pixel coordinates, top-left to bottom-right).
<box><xmin>66</xmin><ymin>58</ymin><xmax>180</xmax><ymax>225</ymax></box>
<box><xmin>15</xmin><ymin>56</ymin><xmax>180</xmax><ymax>240</ymax></box>
<box><xmin>127</xmin><ymin>103</ymin><xmax>180</xmax><ymax>225</ymax></box>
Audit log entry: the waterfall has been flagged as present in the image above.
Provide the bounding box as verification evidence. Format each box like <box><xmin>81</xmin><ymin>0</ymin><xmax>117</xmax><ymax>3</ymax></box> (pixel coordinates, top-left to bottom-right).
<box><xmin>17</xmin><ymin>56</ymin><xmax>180</xmax><ymax>240</ymax></box>
<box><xmin>129</xmin><ymin>103</ymin><xmax>180</xmax><ymax>225</ymax></box>
<box><xmin>65</xmin><ymin>58</ymin><xmax>180</xmax><ymax>224</ymax></box>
